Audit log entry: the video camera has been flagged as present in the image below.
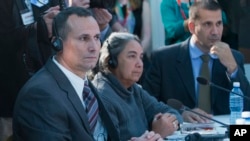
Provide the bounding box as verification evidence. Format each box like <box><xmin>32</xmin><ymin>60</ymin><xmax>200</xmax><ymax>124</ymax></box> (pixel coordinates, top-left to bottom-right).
<box><xmin>59</xmin><ymin>0</ymin><xmax>116</xmax><ymax>11</ymax></box>
<box><xmin>90</xmin><ymin>0</ymin><xmax>116</xmax><ymax>9</ymax></box>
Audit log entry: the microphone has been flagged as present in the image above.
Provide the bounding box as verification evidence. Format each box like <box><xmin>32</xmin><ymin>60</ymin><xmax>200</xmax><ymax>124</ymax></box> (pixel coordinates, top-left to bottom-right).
<box><xmin>167</xmin><ymin>99</ymin><xmax>228</xmax><ymax>127</ymax></box>
<box><xmin>197</xmin><ymin>77</ymin><xmax>250</xmax><ymax>101</ymax></box>
<box><xmin>167</xmin><ymin>99</ymin><xmax>229</xmax><ymax>140</ymax></box>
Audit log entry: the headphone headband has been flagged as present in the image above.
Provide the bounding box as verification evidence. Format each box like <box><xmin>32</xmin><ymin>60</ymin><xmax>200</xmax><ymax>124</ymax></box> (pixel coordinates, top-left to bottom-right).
<box><xmin>106</xmin><ymin>40</ymin><xmax>118</xmax><ymax>68</ymax></box>
<box><xmin>51</xmin><ymin>17</ymin><xmax>63</xmax><ymax>51</ymax></box>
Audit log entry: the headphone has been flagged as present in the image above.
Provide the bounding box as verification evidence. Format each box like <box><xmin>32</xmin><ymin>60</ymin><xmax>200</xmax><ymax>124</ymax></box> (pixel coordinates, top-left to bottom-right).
<box><xmin>106</xmin><ymin>40</ymin><xmax>118</xmax><ymax>68</ymax></box>
<box><xmin>51</xmin><ymin>17</ymin><xmax>63</xmax><ymax>51</ymax></box>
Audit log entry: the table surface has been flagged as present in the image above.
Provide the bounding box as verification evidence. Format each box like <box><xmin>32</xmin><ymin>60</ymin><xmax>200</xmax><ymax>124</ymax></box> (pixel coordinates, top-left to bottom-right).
<box><xmin>213</xmin><ymin>114</ymin><xmax>230</xmax><ymax>126</ymax></box>
<box><xmin>165</xmin><ymin>115</ymin><xmax>230</xmax><ymax>141</ymax></box>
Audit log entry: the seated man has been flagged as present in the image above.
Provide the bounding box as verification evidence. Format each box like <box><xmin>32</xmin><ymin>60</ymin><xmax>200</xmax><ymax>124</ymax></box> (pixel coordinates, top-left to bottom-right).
<box><xmin>13</xmin><ymin>7</ymin><xmax>163</xmax><ymax>141</ymax></box>
<box><xmin>142</xmin><ymin>0</ymin><xmax>250</xmax><ymax>122</ymax></box>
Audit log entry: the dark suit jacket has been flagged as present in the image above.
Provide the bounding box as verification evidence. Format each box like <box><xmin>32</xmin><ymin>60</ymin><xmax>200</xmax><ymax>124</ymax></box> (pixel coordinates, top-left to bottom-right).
<box><xmin>142</xmin><ymin>39</ymin><xmax>250</xmax><ymax>115</ymax></box>
<box><xmin>218</xmin><ymin>0</ymin><xmax>250</xmax><ymax>48</ymax></box>
<box><xmin>13</xmin><ymin>58</ymin><xmax>119</xmax><ymax>141</ymax></box>
<box><xmin>0</xmin><ymin>0</ymin><xmax>59</xmax><ymax>117</ymax></box>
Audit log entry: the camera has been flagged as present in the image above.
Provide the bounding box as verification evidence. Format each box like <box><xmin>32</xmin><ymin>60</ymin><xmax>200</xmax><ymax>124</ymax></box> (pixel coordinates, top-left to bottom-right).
<box><xmin>89</xmin><ymin>0</ymin><xmax>116</xmax><ymax>9</ymax></box>
<box><xmin>59</xmin><ymin>0</ymin><xmax>67</xmax><ymax>11</ymax></box>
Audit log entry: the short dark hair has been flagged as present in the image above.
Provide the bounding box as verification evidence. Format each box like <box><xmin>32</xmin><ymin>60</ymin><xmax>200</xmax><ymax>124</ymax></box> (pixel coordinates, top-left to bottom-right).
<box><xmin>189</xmin><ymin>0</ymin><xmax>222</xmax><ymax>21</ymax></box>
<box><xmin>52</xmin><ymin>7</ymin><xmax>93</xmax><ymax>40</ymax></box>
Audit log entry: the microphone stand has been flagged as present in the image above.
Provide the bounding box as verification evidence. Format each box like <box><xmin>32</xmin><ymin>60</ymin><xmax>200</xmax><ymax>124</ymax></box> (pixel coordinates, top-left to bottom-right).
<box><xmin>167</xmin><ymin>98</ymin><xmax>230</xmax><ymax>139</ymax></box>
<box><xmin>181</xmin><ymin>107</ymin><xmax>228</xmax><ymax>127</ymax></box>
<box><xmin>209</xmin><ymin>82</ymin><xmax>250</xmax><ymax>101</ymax></box>
<box><xmin>181</xmin><ymin>106</ymin><xmax>230</xmax><ymax>139</ymax></box>
<box><xmin>197</xmin><ymin>77</ymin><xmax>250</xmax><ymax>101</ymax></box>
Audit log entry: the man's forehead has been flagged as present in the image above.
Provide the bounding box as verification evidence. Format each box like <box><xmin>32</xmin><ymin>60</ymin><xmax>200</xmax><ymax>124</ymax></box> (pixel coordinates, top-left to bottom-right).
<box><xmin>67</xmin><ymin>14</ymin><xmax>91</xmax><ymax>22</ymax></box>
<box><xmin>67</xmin><ymin>15</ymin><xmax>98</xmax><ymax>27</ymax></box>
<box><xmin>198</xmin><ymin>9</ymin><xmax>222</xmax><ymax>17</ymax></box>
<box><xmin>65</xmin><ymin>15</ymin><xmax>99</xmax><ymax>35</ymax></box>
<box><xmin>197</xmin><ymin>9</ymin><xmax>222</xmax><ymax>20</ymax></box>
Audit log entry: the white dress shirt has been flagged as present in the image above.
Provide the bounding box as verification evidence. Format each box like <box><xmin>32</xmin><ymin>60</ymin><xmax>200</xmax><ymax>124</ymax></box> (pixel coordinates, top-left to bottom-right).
<box><xmin>53</xmin><ymin>56</ymin><xmax>107</xmax><ymax>141</ymax></box>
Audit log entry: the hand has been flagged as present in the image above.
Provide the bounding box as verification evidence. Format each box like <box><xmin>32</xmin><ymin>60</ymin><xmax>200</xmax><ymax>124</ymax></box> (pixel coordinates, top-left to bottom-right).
<box><xmin>42</xmin><ymin>6</ymin><xmax>60</xmax><ymax>38</ymax></box>
<box><xmin>210</xmin><ymin>41</ymin><xmax>237</xmax><ymax>74</ymax></box>
<box><xmin>151</xmin><ymin>113</ymin><xmax>179</xmax><ymax>138</ymax></box>
<box><xmin>130</xmin><ymin>130</ymin><xmax>163</xmax><ymax>141</ymax></box>
<box><xmin>182</xmin><ymin>108</ymin><xmax>213</xmax><ymax>123</ymax></box>
<box><xmin>92</xmin><ymin>8</ymin><xmax>112</xmax><ymax>31</ymax></box>
<box><xmin>111</xmin><ymin>21</ymin><xmax>128</xmax><ymax>32</ymax></box>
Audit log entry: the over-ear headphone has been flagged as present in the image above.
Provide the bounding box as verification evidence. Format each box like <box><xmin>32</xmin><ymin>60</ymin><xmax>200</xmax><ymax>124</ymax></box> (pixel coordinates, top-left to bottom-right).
<box><xmin>106</xmin><ymin>40</ymin><xmax>118</xmax><ymax>68</ymax></box>
<box><xmin>51</xmin><ymin>17</ymin><xmax>63</xmax><ymax>51</ymax></box>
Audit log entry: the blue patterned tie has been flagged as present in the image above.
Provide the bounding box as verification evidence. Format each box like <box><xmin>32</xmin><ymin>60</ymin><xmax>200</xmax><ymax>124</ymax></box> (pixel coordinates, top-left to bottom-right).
<box><xmin>83</xmin><ymin>80</ymin><xmax>99</xmax><ymax>132</ymax></box>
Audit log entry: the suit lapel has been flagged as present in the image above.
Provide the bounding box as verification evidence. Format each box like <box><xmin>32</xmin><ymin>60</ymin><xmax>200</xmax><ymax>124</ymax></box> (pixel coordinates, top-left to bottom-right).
<box><xmin>176</xmin><ymin>39</ymin><xmax>196</xmax><ymax>104</ymax></box>
<box><xmin>45</xmin><ymin>58</ymin><xmax>92</xmax><ymax>135</ymax></box>
<box><xmin>211</xmin><ymin>59</ymin><xmax>228</xmax><ymax>105</ymax></box>
<box><xmin>211</xmin><ymin>59</ymin><xmax>227</xmax><ymax>85</ymax></box>
<box><xmin>88</xmin><ymin>82</ymin><xmax>120</xmax><ymax>141</ymax></box>
<box><xmin>67</xmin><ymin>91</ymin><xmax>92</xmax><ymax>134</ymax></box>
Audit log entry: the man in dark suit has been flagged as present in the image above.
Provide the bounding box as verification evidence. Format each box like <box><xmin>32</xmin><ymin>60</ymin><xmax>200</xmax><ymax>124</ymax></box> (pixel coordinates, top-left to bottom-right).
<box><xmin>218</xmin><ymin>0</ymin><xmax>250</xmax><ymax>63</ymax></box>
<box><xmin>0</xmin><ymin>0</ymin><xmax>114</xmax><ymax>140</ymax></box>
<box><xmin>143</xmin><ymin>0</ymin><xmax>250</xmax><ymax>123</ymax></box>
<box><xmin>13</xmin><ymin>7</ymin><xmax>163</xmax><ymax>141</ymax></box>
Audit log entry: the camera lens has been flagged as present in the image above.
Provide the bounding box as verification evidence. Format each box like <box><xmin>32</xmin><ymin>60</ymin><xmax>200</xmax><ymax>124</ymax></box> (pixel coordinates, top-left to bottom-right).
<box><xmin>90</xmin><ymin>0</ymin><xmax>116</xmax><ymax>9</ymax></box>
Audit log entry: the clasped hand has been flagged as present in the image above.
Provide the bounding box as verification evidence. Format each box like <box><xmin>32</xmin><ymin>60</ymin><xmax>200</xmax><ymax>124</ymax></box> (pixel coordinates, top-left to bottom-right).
<box><xmin>152</xmin><ymin>113</ymin><xmax>179</xmax><ymax>138</ymax></box>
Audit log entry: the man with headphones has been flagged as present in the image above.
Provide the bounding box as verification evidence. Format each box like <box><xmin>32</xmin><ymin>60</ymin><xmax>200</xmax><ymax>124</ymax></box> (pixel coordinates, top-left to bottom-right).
<box><xmin>13</xmin><ymin>7</ymin><xmax>163</xmax><ymax>141</ymax></box>
<box><xmin>0</xmin><ymin>0</ymin><xmax>114</xmax><ymax>139</ymax></box>
<box><xmin>13</xmin><ymin>6</ymin><xmax>113</xmax><ymax>141</ymax></box>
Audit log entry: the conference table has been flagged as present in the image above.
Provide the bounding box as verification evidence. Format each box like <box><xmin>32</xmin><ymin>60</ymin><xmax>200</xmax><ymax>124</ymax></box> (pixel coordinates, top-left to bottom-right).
<box><xmin>165</xmin><ymin>115</ymin><xmax>230</xmax><ymax>141</ymax></box>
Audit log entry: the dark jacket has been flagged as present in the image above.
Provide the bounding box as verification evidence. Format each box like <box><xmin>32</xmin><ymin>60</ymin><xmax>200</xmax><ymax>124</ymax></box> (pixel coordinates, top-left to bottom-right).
<box><xmin>0</xmin><ymin>0</ymin><xmax>57</xmax><ymax>117</ymax></box>
<box><xmin>92</xmin><ymin>72</ymin><xmax>182</xmax><ymax>140</ymax></box>
<box><xmin>13</xmin><ymin>58</ymin><xmax>119</xmax><ymax>141</ymax></box>
<box><xmin>142</xmin><ymin>39</ymin><xmax>250</xmax><ymax>115</ymax></box>
<box><xmin>218</xmin><ymin>0</ymin><xmax>250</xmax><ymax>48</ymax></box>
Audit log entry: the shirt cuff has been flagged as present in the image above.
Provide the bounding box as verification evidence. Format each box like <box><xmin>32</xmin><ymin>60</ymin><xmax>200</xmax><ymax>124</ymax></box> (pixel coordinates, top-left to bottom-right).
<box><xmin>227</xmin><ymin>67</ymin><xmax>238</xmax><ymax>79</ymax></box>
<box><xmin>100</xmin><ymin>25</ymin><xmax>109</xmax><ymax>42</ymax></box>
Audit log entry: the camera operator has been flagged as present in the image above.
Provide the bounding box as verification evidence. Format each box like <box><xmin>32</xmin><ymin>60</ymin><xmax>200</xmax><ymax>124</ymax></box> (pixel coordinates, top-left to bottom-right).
<box><xmin>0</xmin><ymin>1</ymin><xmax>60</xmax><ymax>140</ymax></box>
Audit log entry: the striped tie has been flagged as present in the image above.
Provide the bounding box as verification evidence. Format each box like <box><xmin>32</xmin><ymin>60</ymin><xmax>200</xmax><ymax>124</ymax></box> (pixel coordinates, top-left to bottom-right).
<box><xmin>83</xmin><ymin>80</ymin><xmax>99</xmax><ymax>132</ymax></box>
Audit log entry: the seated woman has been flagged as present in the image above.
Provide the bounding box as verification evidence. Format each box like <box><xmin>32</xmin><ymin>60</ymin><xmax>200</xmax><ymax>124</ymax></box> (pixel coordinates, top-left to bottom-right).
<box><xmin>90</xmin><ymin>32</ymin><xmax>183</xmax><ymax>140</ymax></box>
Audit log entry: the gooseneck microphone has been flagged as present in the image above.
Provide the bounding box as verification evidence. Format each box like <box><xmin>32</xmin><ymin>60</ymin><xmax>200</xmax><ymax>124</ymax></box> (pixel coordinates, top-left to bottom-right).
<box><xmin>167</xmin><ymin>99</ymin><xmax>229</xmax><ymax>140</ymax></box>
<box><xmin>167</xmin><ymin>99</ymin><xmax>228</xmax><ymax>127</ymax></box>
<box><xmin>196</xmin><ymin>77</ymin><xmax>250</xmax><ymax>101</ymax></box>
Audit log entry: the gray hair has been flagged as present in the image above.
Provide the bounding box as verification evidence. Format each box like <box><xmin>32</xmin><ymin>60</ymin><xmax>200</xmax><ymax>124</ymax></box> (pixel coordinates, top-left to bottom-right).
<box><xmin>99</xmin><ymin>32</ymin><xmax>141</xmax><ymax>74</ymax></box>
